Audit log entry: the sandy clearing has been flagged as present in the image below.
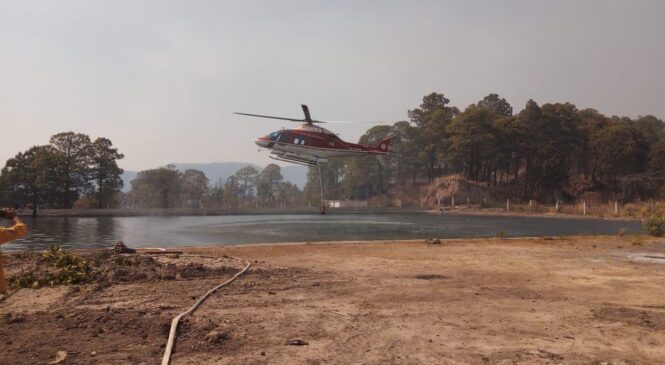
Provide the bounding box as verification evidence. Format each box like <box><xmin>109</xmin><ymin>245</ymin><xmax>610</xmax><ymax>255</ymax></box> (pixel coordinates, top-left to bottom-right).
<box><xmin>1</xmin><ymin>236</ymin><xmax>665</xmax><ymax>364</ymax></box>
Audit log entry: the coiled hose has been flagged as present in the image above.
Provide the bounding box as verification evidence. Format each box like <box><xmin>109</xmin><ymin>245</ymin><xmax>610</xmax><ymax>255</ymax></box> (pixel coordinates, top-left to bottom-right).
<box><xmin>160</xmin><ymin>254</ymin><xmax>251</xmax><ymax>365</ymax></box>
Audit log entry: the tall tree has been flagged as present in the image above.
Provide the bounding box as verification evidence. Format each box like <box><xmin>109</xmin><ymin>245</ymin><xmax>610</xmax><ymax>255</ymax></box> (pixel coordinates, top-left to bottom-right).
<box><xmin>408</xmin><ymin>93</ymin><xmax>458</xmax><ymax>181</ymax></box>
<box><xmin>477</xmin><ymin>93</ymin><xmax>513</xmax><ymax>117</ymax></box>
<box><xmin>304</xmin><ymin>167</ymin><xmax>323</xmax><ymax>205</ymax></box>
<box><xmin>591</xmin><ymin>122</ymin><xmax>649</xmax><ymax>190</ymax></box>
<box><xmin>222</xmin><ymin>175</ymin><xmax>241</xmax><ymax>209</ymax></box>
<box><xmin>206</xmin><ymin>178</ymin><xmax>225</xmax><ymax>208</ymax></box>
<box><xmin>389</xmin><ymin>121</ymin><xmax>422</xmax><ymax>185</ymax></box>
<box><xmin>274</xmin><ymin>181</ymin><xmax>303</xmax><ymax>207</ymax></box>
<box><xmin>649</xmin><ymin>137</ymin><xmax>665</xmax><ymax>175</ymax></box>
<box><xmin>576</xmin><ymin>109</ymin><xmax>609</xmax><ymax>180</ymax></box>
<box><xmin>234</xmin><ymin>165</ymin><xmax>259</xmax><ymax>204</ymax></box>
<box><xmin>448</xmin><ymin>105</ymin><xmax>499</xmax><ymax>183</ymax></box>
<box><xmin>494</xmin><ymin>116</ymin><xmax>526</xmax><ymax>183</ymax></box>
<box><xmin>0</xmin><ymin>146</ymin><xmax>59</xmax><ymax>215</ymax></box>
<box><xmin>130</xmin><ymin>165</ymin><xmax>182</xmax><ymax>208</ymax></box>
<box><xmin>343</xmin><ymin>126</ymin><xmax>392</xmax><ymax>197</ymax></box>
<box><xmin>516</xmin><ymin>100</ymin><xmax>544</xmax><ymax>197</ymax></box>
<box><xmin>50</xmin><ymin>132</ymin><xmax>93</xmax><ymax>208</ymax></box>
<box><xmin>256</xmin><ymin>164</ymin><xmax>283</xmax><ymax>206</ymax></box>
<box><xmin>89</xmin><ymin>137</ymin><xmax>124</xmax><ymax>208</ymax></box>
<box><xmin>181</xmin><ymin>169</ymin><xmax>209</xmax><ymax>208</ymax></box>
<box><xmin>528</xmin><ymin>102</ymin><xmax>581</xmax><ymax>198</ymax></box>
<box><xmin>635</xmin><ymin>115</ymin><xmax>664</xmax><ymax>147</ymax></box>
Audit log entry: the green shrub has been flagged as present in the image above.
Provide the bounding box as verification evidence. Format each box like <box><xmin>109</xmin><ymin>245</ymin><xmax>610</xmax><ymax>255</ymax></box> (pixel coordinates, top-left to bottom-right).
<box><xmin>11</xmin><ymin>271</ymin><xmax>40</xmax><ymax>289</ymax></box>
<box><xmin>643</xmin><ymin>214</ymin><xmax>665</xmax><ymax>237</ymax></box>
<box><xmin>11</xmin><ymin>246</ymin><xmax>90</xmax><ymax>289</ymax></box>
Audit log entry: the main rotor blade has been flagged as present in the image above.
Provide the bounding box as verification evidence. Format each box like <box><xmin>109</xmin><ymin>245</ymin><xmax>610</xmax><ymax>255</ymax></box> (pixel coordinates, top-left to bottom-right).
<box><xmin>234</xmin><ymin>112</ymin><xmax>304</xmax><ymax>122</ymax></box>
<box><xmin>301</xmin><ymin>104</ymin><xmax>312</xmax><ymax>122</ymax></box>
<box><xmin>324</xmin><ymin>120</ymin><xmax>386</xmax><ymax>124</ymax></box>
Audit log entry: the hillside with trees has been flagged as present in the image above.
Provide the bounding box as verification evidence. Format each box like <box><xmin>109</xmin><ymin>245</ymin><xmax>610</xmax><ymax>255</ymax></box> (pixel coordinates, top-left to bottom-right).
<box><xmin>304</xmin><ymin>92</ymin><xmax>665</xmax><ymax>206</ymax></box>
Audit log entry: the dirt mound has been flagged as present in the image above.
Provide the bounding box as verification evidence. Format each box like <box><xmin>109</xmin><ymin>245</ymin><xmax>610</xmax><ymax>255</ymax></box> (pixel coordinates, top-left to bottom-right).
<box><xmin>91</xmin><ymin>254</ymin><xmax>235</xmax><ymax>287</ymax></box>
<box><xmin>9</xmin><ymin>249</ymin><xmax>238</xmax><ymax>290</ymax></box>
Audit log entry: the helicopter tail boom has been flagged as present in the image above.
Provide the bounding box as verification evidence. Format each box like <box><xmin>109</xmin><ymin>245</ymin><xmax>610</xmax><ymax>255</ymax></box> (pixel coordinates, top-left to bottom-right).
<box><xmin>374</xmin><ymin>133</ymin><xmax>395</xmax><ymax>154</ymax></box>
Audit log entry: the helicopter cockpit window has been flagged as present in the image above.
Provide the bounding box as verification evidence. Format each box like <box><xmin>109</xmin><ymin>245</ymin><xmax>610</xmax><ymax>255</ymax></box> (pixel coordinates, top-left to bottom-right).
<box><xmin>266</xmin><ymin>132</ymin><xmax>280</xmax><ymax>141</ymax></box>
<box><xmin>276</xmin><ymin>133</ymin><xmax>288</xmax><ymax>142</ymax></box>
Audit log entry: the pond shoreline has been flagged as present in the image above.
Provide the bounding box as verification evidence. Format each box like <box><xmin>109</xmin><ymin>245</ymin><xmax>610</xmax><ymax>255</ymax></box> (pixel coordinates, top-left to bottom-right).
<box><xmin>18</xmin><ymin>207</ymin><xmax>420</xmax><ymax>217</ymax></box>
<box><xmin>17</xmin><ymin>206</ymin><xmax>643</xmax><ymax>221</ymax></box>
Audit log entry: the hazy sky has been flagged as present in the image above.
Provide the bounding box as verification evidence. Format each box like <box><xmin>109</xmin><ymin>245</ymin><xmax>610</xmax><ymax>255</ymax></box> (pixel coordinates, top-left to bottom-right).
<box><xmin>1</xmin><ymin>0</ymin><xmax>664</xmax><ymax>171</ymax></box>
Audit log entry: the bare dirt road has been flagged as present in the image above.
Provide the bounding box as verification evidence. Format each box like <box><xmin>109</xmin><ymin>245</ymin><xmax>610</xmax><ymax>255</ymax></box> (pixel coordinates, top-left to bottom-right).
<box><xmin>2</xmin><ymin>236</ymin><xmax>665</xmax><ymax>364</ymax></box>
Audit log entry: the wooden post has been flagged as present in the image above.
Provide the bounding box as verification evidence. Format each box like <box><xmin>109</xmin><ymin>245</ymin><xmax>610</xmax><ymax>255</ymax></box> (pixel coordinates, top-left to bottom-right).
<box><xmin>555</xmin><ymin>200</ymin><xmax>559</xmax><ymax>213</ymax></box>
<box><xmin>614</xmin><ymin>200</ymin><xmax>618</xmax><ymax>215</ymax></box>
<box><xmin>437</xmin><ymin>195</ymin><xmax>441</xmax><ymax>208</ymax></box>
<box><xmin>451</xmin><ymin>195</ymin><xmax>455</xmax><ymax>208</ymax></box>
<box><xmin>583</xmin><ymin>200</ymin><xmax>586</xmax><ymax>215</ymax></box>
<box><xmin>467</xmin><ymin>195</ymin><xmax>470</xmax><ymax>208</ymax></box>
<box><xmin>529</xmin><ymin>200</ymin><xmax>533</xmax><ymax>214</ymax></box>
<box><xmin>506</xmin><ymin>198</ymin><xmax>510</xmax><ymax>212</ymax></box>
<box><xmin>483</xmin><ymin>196</ymin><xmax>487</xmax><ymax>208</ymax></box>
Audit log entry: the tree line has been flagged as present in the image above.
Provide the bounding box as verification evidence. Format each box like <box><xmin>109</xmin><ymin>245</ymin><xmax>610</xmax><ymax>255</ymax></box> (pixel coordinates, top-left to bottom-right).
<box><xmin>0</xmin><ymin>132</ymin><xmax>304</xmax><ymax>211</ymax></box>
<box><xmin>304</xmin><ymin>92</ymin><xmax>665</xmax><ymax>204</ymax></box>
<box><xmin>3</xmin><ymin>93</ymin><xmax>663</xmax><ymax>212</ymax></box>
<box><xmin>122</xmin><ymin>163</ymin><xmax>303</xmax><ymax>209</ymax></box>
<box><xmin>0</xmin><ymin>132</ymin><xmax>124</xmax><ymax>214</ymax></box>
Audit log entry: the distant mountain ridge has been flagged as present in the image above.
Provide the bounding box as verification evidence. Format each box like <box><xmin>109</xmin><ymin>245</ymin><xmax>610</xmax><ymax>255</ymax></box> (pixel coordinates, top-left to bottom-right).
<box><xmin>121</xmin><ymin>162</ymin><xmax>307</xmax><ymax>191</ymax></box>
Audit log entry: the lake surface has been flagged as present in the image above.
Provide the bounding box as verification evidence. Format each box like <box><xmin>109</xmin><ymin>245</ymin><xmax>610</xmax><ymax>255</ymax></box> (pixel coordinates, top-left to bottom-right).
<box><xmin>3</xmin><ymin>212</ymin><xmax>641</xmax><ymax>251</ymax></box>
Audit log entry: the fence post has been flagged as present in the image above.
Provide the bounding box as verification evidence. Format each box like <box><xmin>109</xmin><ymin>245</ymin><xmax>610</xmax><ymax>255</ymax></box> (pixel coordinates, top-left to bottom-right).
<box><xmin>451</xmin><ymin>195</ymin><xmax>455</xmax><ymax>208</ymax></box>
<box><xmin>555</xmin><ymin>200</ymin><xmax>559</xmax><ymax>213</ymax></box>
<box><xmin>506</xmin><ymin>198</ymin><xmax>510</xmax><ymax>212</ymax></box>
<box><xmin>529</xmin><ymin>199</ymin><xmax>533</xmax><ymax>214</ymax></box>
<box><xmin>583</xmin><ymin>200</ymin><xmax>586</xmax><ymax>215</ymax></box>
<box><xmin>614</xmin><ymin>200</ymin><xmax>618</xmax><ymax>215</ymax></box>
<box><xmin>467</xmin><ymin>194</ymin><xmax>470</xmax><ymax>208</ymax></box>
<box><xmin>437</xmin><ymin>195</ymin><xmax>441</xmax><ymax>208</ymax></box>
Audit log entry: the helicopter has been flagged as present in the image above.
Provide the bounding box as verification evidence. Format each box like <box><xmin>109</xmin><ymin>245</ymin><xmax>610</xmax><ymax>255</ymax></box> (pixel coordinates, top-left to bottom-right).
<box><xmin>234</xmin><ymin>105</ymin><xmax>394</xmax><ymax>167</ymax></box>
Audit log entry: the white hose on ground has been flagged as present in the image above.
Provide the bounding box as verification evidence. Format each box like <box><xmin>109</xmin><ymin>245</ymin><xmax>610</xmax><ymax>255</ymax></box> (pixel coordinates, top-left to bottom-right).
<box><xmin>160</xmin><ymin>254</ymin><xmax>251</xmax><ymax>365</ymax></box>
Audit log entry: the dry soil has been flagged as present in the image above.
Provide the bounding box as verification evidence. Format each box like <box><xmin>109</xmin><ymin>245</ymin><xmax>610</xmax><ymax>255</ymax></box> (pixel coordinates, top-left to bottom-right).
<box><xmin>1</xmin><ymin>235</ymin><xmax>665</xmax><ymax>365</ymax></box>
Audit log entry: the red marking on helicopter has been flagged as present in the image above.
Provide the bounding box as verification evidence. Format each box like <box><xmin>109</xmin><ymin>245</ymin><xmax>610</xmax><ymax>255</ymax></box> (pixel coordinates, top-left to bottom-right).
<box><xmin>235</xmin><ymin>105</ymin><xmax>394</xmax><ymax>167</ymax></box>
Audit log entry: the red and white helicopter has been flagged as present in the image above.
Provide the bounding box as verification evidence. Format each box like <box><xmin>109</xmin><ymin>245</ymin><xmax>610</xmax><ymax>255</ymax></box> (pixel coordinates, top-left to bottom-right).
<box><xmin>235</xmin><ymin>105</ymin><xmax>394</xmax><ymax>167</ymax></box>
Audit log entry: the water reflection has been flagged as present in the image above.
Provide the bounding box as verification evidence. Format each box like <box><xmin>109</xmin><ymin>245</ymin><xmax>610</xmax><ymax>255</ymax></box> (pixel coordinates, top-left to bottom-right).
<box><xmin>2</xmin><ymin>213</ymin><xmax>642</xmax><ymax>251</ymax></box>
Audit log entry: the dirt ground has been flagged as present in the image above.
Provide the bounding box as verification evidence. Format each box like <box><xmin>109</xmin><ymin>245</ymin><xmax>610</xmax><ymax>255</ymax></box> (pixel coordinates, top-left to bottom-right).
<box><xmin>1</xmin><ymin>236</ymin><xmax>665</xmax><ymax>365</ymax></box>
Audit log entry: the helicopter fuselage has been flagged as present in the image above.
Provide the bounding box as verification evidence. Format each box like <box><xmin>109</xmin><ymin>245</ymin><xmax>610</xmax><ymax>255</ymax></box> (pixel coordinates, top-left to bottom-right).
<box><xmin>255</xmin><ymin>123</ymin><xmax>389</xmax><ymax>161</ymax></box>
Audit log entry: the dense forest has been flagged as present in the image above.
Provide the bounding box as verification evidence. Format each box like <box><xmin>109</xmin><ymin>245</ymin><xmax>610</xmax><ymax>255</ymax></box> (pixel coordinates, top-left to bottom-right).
<box><xmin>303</xmin><ymin>93</ymin><xmax>665</xmax><ymax>205</ymax></box>
<box><xmin>2</xmin><ymin>92</ymin><xmax>664</xmax><ymax>211</ymax></box>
